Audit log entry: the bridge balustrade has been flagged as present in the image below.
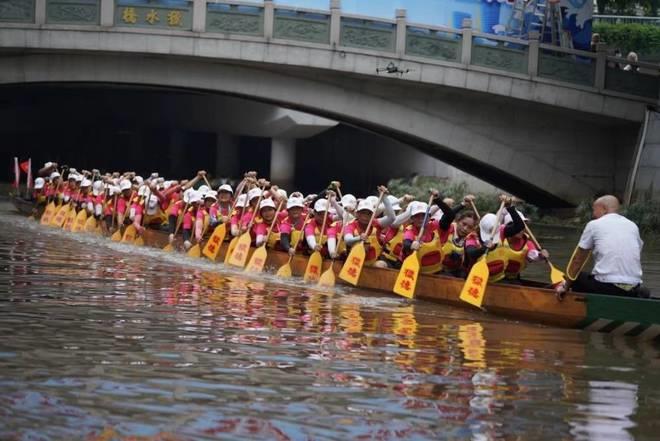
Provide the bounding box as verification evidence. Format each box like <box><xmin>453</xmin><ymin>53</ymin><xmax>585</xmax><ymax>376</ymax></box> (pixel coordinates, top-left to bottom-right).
<box><xmin>1</xmin><ymin>0</ymin><xmax>658</xmax><ymax>102</ymax></box>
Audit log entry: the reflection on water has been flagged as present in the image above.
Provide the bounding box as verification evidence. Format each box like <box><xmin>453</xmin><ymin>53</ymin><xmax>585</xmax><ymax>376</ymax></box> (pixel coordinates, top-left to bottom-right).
<box><xmin>1</xmin><ymin>210</ymin><xmax>660</xmax><ymax>440</ymax></box>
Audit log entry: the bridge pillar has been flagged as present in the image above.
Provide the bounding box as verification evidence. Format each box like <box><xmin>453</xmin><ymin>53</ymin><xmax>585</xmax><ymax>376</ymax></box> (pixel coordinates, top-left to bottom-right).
<box><xmin>330</xmin><ymin>0</ymin><xmax>341</xmax><ymax>48</ymax></box>
<box><xmin>528</xmin><ymin>31</ymin><xmax>539</xmax><ymax>77</ymax></box>
<box><xmin>100</xmin><ymin>0</ymin><xmax>114</xmax><ymax>27</ymax></box>
<box><xmin>215</xmin><ymin>132</ymin><xmax>239</xmax><ymax>179</ymax></box>
<box><xmin>595</xmin><ymin>43</ymin><xmax>608</xmax><ymax>91</ymax></box>
<box><xmin>270</xmin><ymin>138</ymin><xmax>296</xmax><ymax>190</ymax></box>
<box><xmin>264</xmin><ymin>0</ymin><xmax>274</xmax><ymax>40</ymax></box>
<box><xmin>395</xmin><ymin>9</ymin><xmax>406</xmax><ymax>57</ymax></box>
<box><xmin>192</xmin><ymin>0</ymin><xmax>206</xmax><ymax>33</ymax></box>
<box><xmin>35</xmin><ymin>0</ymin><xmax>46</xmax><ymax>24</ymax></box>
<box><xmin>461</xmin><ymin>19</ymin><xmax>472</xmax><ymax>65</ymax></box>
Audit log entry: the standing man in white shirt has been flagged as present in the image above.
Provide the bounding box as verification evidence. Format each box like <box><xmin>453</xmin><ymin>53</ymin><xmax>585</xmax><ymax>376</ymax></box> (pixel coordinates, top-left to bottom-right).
<box><xmin>556</xmin><ymin>195</ymin><xmax>650</xmax><ymax>299</ymax></box>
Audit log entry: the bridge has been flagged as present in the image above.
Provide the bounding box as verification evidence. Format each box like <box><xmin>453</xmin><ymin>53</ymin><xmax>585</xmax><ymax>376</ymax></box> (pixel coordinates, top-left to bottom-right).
<box><xmin>1</xmin><ymin>0</ymin><xmax>659</xmax><ymax>206</ymax></box>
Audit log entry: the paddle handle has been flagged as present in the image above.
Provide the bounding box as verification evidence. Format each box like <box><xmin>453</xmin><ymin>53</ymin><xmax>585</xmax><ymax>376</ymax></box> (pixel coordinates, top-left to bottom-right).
<box><xmin>415</xmin><ymin>194</ymin><xmax>436</xmax><ymax>242</ymax></box>
<box><xmin>245</xmin><ymin>185</ymin><xmax>267</xmax><ymax>232</ymax></box>
<box><xmin>469</xmin><ymin>201</ymin><xmax>481</xmax><ymax>220</ymax></box>
<box><xmin>523</xmin><ymin>224</ymin><xmax>543</xmax><ymax>250</ymax></box>
<box><xmin>173</xmin><ymin>202</ymin><xmax>190</xmax><ymax>236</ymax></box>
<box><xmin>317</xmin><ymin>202</ymin><xmax>330</xmax><ymax>245</ymax></box>
<box><xmin>202</xmin><ymin>175</ymin><xmax>212</xmax><ymax>189</ymax></box>
<box><xmin>488</xmin><ymin>200</ymin><xmax>507</xmax><ymax>241</ymax></box>
<box><xmin>364</xmin><ymin>191</ymin><xmax>386</xmax><ymax>237</ymax></box>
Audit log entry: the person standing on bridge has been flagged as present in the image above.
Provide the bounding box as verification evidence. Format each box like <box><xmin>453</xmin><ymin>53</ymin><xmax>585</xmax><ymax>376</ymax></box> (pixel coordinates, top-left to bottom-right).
<box><xmin>555</xmin><ymin>195</ymin><xmax>649</xmax><ymax>299</ymax></box>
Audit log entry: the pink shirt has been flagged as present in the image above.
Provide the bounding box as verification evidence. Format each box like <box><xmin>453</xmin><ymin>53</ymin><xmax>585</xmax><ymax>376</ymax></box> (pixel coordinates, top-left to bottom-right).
<box><xmin>304</xmin><ymin>219</ymin><xmax>336</xmax><ymax>239</ymax></box>
<box><xmin>403</xmin><ymin>219</ymin><xmax>440</xmax><ymax>243</ymax></box>
<box><xmin>117</xmin><ymin>196</ymin><xmax>129</xmax><ymax>215</ymax></box>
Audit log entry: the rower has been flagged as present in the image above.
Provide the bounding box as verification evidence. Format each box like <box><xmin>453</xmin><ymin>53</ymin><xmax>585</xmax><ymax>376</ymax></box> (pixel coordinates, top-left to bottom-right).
<box><xmin>304</xmin><ymin>198</ymin><xmax>337</xmax><ymax>258</ymax></box>
<box><xmin>253</xmin><ymin>198</ymin><xmax>281</xmax><ymax>248</ymax></box>
<box><xmin>216</xmin><ymin>184</ymin><xmax>234</xmax><ymax>225</ymax></box>
<box><xmin>439</xmin><ymin>209</ymin><xmax>478</xmax><ymax>278</ymax></box>
<box><xmin>182</xmin><ymin>190</ymin><xmax>202</xmax><ymax>250</ymax></box>
<box><xmin>91</xmin><ymin>180</ymin><xmax>105</xmax><ymax>221</ymax></box>
<box><xmin>280</xmin><ymin>196</ymin><xmax>307</xmax><ymax>256</ymax></box>
<box><xmin>400</xmin><ymin>192</ymin><xmax>456</xmax><ymax>274</ymax></box>
<box><xmin>501</xmin><ymin>210</ymin><xmax>549</xmax><ymax>283</ymax></box>
<box><xmin>79</xmin><ymin>178</ymin><xmax>93</xmax><ymax>213</ymax></box>
<box><xmin>33</xmin><ymin>177</ymin><xmax>46</xmax><ymax>204</ymax></box>
<box><xmin>230</xmin><ymin>194</ymin><xmax>249</xmax><ymax>237</ymax></box>
<box><xmin>342</xmin><ymin>186</ymin><xmax>394</xmax><ymax>263</ymax></box>
<box><xmin>463</xmin><ymin>196</ymin><xmax>524</xmax><ymax>283</ymax></box>
<box><xmin>115</xmin><ymin>179</ymin><xmax>133</xmax><ymax>227</ymax></box>
<box><xmin>555</xmin><ymin>195</ymin><xmax>649</xmax><ymax>299</ymax></box>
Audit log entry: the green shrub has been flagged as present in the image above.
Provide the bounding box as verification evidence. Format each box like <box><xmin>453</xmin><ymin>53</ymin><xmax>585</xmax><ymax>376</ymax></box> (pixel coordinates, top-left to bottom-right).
<box><xmin>593</xmin><ymin>22</ymin><xmax>660</xmax><ymax>59</ymax></box>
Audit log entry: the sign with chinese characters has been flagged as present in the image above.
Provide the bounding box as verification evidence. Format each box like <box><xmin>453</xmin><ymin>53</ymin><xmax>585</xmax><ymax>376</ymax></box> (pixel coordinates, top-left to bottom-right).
<box><xmin>393</xmin><ymin>253</ymin><xmax>419</xmax><ymax>299</ymax></box>
<box><xmin>115</xmin><ymin>2</ymin><xmax>191</xmax><ymax>30</ymax></box>
<box><xmin>460</xmin><ymin>258</ymin><xmax>488</xmax><ymax>307</ymax></box>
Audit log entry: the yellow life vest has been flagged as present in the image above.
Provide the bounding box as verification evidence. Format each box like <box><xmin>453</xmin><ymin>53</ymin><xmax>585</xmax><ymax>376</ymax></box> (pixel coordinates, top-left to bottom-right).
<box><xmin>347</xmin><ymin>221</ymin><xmax>382</xmax><ymax>265</ymax></box>
<box><xmin>418</xmin><ymin>230</ymin><xmax>443</xmax><ymax>274</ymax></box>
<box><xmin>441</xmin><ymin>226</ymin><xmax>465</xmax><ymax>272</ymax></box>
<box><xmin>381</xmin><ymin>226</ymin><xmax>404</xmax><ymax>263</ymax></box>
<box><xmin>485</xmin><ymin>245</ymin><xmax>508</xmax><ymax>283</ymax></box>
<box><xmin>502</xmin><ymin>237</ymin><xmax>530</xmax><ymax>279</ymax></box>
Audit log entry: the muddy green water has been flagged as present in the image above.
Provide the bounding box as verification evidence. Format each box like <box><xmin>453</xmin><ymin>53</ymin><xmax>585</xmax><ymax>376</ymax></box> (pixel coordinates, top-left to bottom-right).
<box><xmin>1</xmin><ymin>209</ymin><xmax>659</xmax><ymax>440</ymax></box>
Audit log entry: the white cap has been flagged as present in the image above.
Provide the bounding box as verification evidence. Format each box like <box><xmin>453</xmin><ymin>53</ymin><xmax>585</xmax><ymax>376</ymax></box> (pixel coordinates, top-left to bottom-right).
<box><xmin>50</xmin><ymin>172</ymin><xmax>60</xmax><ymax>180</ymax></box>
<box><xmin>259</xmin><ymin>198</ymin><xmax>276</xmax><ymax>210</ymax></box>
<box><xmin>287</xmin><ymin>197</ymin><xmax>305</xmax><ymax>209</ymax></box>
<box><xmin>34</xmin><ymin>177</ymin><xmax>45</xmax><ymax>189</ymax></box>
<box><xmin>235</xmin><ymin>194</ymin><xmax>248</xmax><ymax>208</ymax></box>
<box><xmin>386</xmin><ymin>195</ymin><xmax>401</xmax><ymax>211</ymax></box>
<box><xmin>410</xmin><ymin>201</ymin><xmax>428</xmax><ymax>217</ymax></box>
<box><xmin>81</xmin><ymin>179</ymin><xmax>92</xmax><ymax>188</ymax></box>
<box><xmin>119</xmin><ymin>179</ymin><xmax>132</xmax><ymax>191</ymax></box>
<box><xmin>218</xmin><ymin>184</ymin><xmax>233</xmax><ymax>194</ymax></box>
<box><xmin>314</xmin><ymin>198</ymin><xmax>328</xmax><ymax>212</ymax></box>
<box><xmin>67</xmin><ymin>173</ymin><xmax>77</xmax><ymax>181</ymax></box>
<box><xmin>341</xmin><ymin>194</ymin><xmax>357</xmax><ymax>207</ymax></box>
<box><xmin>277</xmin><ymin>189</ymin><xmax>288</xmax><ymax>199</ymax></box>
<box><xmin>365</xmin><ymin>196</ymin><xmax>379</xmax><ymax>208</ymax></box>
<box><xmin>183</xmin><ymin>188</ymin><xmax>194</xmax><ymax>203</ymax></box>
<box><xmin>479</xmin><ymin>213</ymin><xmax>501</xmax><ymax>244</ymax></box>
<box><xmin>357</xmin><ymin>199</ymin><xmax>374</xmax><ymax>212</ymax></box>
<box><xmin>92</xmin><ymin>180</ymin><xmax>104</xmax><ymax>196</ymax></box>
<box><xmin>74</xmin><ymin>174</ymin><xmax>83</xmax><ymax>183</ymax></box>
<box><xmin>44</xmin><ymin>162</ymin><xmax>53</xmax><ymax>168</ymax></box>
<box><xmin>150</xmin><ymin>172</ymin><xmax>159</xmax><ymax>179</ymax></box>
<box><xmin>137</xmin><ymin>185</ymin><xmax>149</xmax><ymax>197</ymax></box>
<box><xmin>248</xmin><ymin>188</ymin><xmax>262</xmax><ymax>201</ymax></box>
<box><xmin>188</xmin><ymin>190</ymin><xmax>202</xmax><ymax>204</ymax></box>
<box><xmin>198</xmin><ymin>185</ymin><xmax>210</xmax><ymax>195</ymax></box>
<box><xmin>109</xmin><ymin>185</ymin><xmax>121</xmax><ymax>196</ymax></box>
<box><xmin>204</xmin><ymin>190</ymin><xmax>218</xmax><ymax>201</ymax></box>
<box><xmin>503</xmin><ymin>209</ymin><xmax>528</xmax><ymax>225</ymax></box>
<box><xmin>133</xmin><ymin>176</ymin><xmax>143</xmax><ymax>186</ymax></box>
<box><xmin>69</xmin><ymin>168</ymin><xmax>77</xmax><ymax>174</ymax></box>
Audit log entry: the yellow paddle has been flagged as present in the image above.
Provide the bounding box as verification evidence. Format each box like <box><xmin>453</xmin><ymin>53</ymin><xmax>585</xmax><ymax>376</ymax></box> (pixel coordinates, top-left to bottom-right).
<box><xmin>459</xmin><ymin>201</ymin><xmax>506</xmax><ymax>308</ymax></box>
<box><xmin>393</xmin><ymin>194</ymin><xmax>435</xmax><ymax>298</ymax></box>
<box><xmin>304</xmin><ymin>204</ymin><xmax>329</xmax><ymax>283</ymax></box>
<box><xmin>276</xmin><ymin>211</ymin><xmax>312</xmax><ymax>278</ymax></box>
<box><xmin>84</xmin><ymin>215</ymin><xmax>97</xmax><ymax>233</ymax></box>
<box><xmin>523</xmin><ymin>224</ymin><xmax>565</xmax><ymax>285</ymax></box>
<box><xmin>41</xmin><ymin>177</ymin><xmax>63</xmax><ymax>225</ymax></box>
<box><xmin>245</xmin><ymin>201</ymin><xmax>284</xmax><ymax>273</ymax></box>
<box><xmin>62</xmin><ymin>204</ymin><xmax>78</xmax><ymax>231</ymax></box>
<box><xmin>203</xmin><ymin>179</ymin><xmax>245</xmax><ymax>261</ymax></box>
<box><xmin>339</xmin><ymin>191</ymin><xmax>385</xmax><ymax>286</ymax></box>
<box><xmin>50</xmin><ymin>203</ymin><xmax>69</xmax><ymax>228</ymax></box>
<box><xmin>226</xmin><ymin>186</ymin><xmax>265</xmax><ymax>268</ymax></box>
<box><xmin>318</xmin><ymin>210</ymin><xmax>345</xmax><ymax>287</ymax></box>
<box><xmin>224</xmin><ymin>185</ymin><xmax>253</xmax><ymax>264</ymax></box>
<box><xmin>71</xmin><ymin>207</ymin><xmax>88</xmax><ymax>233</ymax></box>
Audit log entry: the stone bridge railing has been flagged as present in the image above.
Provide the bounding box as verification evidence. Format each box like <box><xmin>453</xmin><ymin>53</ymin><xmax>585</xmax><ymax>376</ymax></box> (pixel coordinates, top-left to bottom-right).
<box><xmin>1</xmin><ymin>0</ymin><xmax>658</xmax><ymax>103</ymax></box>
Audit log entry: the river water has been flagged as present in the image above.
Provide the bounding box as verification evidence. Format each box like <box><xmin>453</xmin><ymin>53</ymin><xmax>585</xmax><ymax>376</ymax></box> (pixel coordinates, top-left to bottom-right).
<box><xmin>1</xmin><ymin>207</ymin><xmax>659</xmax><ymax>441</ymax></box>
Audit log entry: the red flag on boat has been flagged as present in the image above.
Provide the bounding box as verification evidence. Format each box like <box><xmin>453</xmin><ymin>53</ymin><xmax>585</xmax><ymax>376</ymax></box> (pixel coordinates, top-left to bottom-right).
<box><xmin>19</xmin><ymin>160</ymin><xmax>29</xmax><ymax>174</ymax></box>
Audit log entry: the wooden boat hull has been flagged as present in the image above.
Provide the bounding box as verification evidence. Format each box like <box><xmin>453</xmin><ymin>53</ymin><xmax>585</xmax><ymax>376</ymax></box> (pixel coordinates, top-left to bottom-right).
<box><xmin>10</xmin><ymin>195</ymin><xmax>40</xmax><ymax>216</ymax></box>
<box><xmin>138</xmin><ymin>229</ymin><xmax>660</xmax><ymax>341</ymax></box>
